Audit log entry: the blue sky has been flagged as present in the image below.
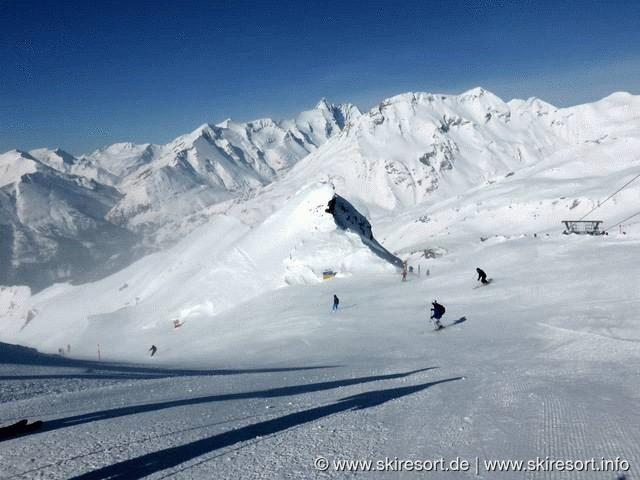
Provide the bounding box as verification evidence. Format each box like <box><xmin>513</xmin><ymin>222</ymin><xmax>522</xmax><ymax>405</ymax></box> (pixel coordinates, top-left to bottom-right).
<box><xmin>1</xmin><ymin>0</ymin><xmax>639</xmax><ymax>155</ymax></box>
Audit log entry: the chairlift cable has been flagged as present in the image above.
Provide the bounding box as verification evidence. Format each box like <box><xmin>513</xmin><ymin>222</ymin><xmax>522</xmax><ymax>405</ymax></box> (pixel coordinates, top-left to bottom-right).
<box><xmin>578</xmin><ymin>172</ymin><xmax>640</xmax><ymax>221</ymax></box>
<box><xmin>604</xmin><ymin>210</ymin><xmax>640</xmax><ymax>233</ymax></box>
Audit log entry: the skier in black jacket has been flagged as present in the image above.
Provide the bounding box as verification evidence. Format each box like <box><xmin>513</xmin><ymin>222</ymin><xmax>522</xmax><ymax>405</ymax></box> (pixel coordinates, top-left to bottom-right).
<box><xmin>430</xmin><ymin>300</ymin><xmax>445</xmax><ymax>329</ymax></box>
<box><xmin>332</xmin><ymin>294</ymin><xmax>340</xmax><ymax>312</ymax></box>
<box><xmin>476</xmin><ymin>267</ymin><xmax>489</xmax><ymax>285</ymax></box>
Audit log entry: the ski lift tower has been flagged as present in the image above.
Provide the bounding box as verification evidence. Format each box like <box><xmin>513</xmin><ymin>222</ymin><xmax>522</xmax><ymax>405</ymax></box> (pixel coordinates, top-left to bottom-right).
<box><xmin>562</xmin><ymin>220</ymin><xmax>604</xmax><ymax>235</ymax></box>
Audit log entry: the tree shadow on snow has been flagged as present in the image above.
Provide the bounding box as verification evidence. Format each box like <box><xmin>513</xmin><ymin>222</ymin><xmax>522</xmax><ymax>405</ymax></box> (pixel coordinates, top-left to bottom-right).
<box><xmin>36</xmin><ymin>368</ymin><xmax>439</xmax><ymax>436</ymax></box>
<box><xmin>69</xmin><ymin>375</ymin><xmax>462</xmax><ymax>480</ymax></box>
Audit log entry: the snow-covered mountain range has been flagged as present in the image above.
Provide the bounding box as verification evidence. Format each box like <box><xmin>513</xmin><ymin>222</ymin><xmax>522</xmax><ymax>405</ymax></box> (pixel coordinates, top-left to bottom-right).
<box><xmin>0</xmin><ymin>149</ymin><xmax>139</xmax><ymax>291</ymax></box>
<box><xmin>1</xmin><ymin>101</ymin><xmax>359</xmax><ymax>290</ymax></box>
<box><xmin>2</xmin><ymin>87</ymin><xmax>640</xmax><ymax>294</ymax></box>
<box><xmin>2</xmin><ymin>87</ymin><xmax>640</xmax><ymax>479</ymax></box>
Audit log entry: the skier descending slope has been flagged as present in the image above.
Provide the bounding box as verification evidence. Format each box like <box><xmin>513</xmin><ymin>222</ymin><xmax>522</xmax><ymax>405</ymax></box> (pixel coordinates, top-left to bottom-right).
<box><xmin>430</xmin><ymin>300</ymin><xmax>445</xmax><ymax>329</ymax></box>
<box><xmin>332</xmin><ymin>294</ymin><xmax>340</xmax><ymax>312</ymax></box>
<box><xmin>476</xmin><ymin>267</ymin><xmax>491</xmax><ymax>285</ymax></box>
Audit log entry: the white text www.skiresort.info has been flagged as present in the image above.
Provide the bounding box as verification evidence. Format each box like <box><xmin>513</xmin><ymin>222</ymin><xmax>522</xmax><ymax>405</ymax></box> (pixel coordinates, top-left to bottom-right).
<box><xmin>314</xmin><ymin>456</ymin><xmax>630</xmax><ymax>474</ymax></box>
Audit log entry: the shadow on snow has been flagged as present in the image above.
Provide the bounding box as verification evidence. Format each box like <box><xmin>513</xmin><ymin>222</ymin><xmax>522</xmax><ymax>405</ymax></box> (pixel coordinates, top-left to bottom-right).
<box><xmin>36</xmin><ymin>368</ymin><xmax>439</xmax><ymax>435</ymax></box>
<box><xmin>0</xmin><ymin>341</ymin><xmax>334</xmax><ymax>379</ymax></box>
<box><xmin>69</xmin><ymin>374</ymin><xmax>462</xmax><ymax>479</ymax></box>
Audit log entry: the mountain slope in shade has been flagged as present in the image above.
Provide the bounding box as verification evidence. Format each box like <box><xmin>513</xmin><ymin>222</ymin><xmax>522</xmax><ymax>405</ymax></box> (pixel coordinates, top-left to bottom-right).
<box><xmin>0</xmin><ymin>150</ymin><xmax>140</xmax><ymax>291</ymax></box>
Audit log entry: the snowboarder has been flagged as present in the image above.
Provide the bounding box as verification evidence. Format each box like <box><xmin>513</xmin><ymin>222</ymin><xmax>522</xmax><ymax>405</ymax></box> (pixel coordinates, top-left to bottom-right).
<box><xmin>149</xmin><ymin>345</ymin><xmax>158</xmax><ymax>357</ymax></box>
<box><xmin>402</xmin><ymin>260</ymin><xmax>408</xmax><ymax>282</ymax></box>
<box><xmin>332</xmin><ymin>294</ymin><xmax>340</xmax><ymax>312</ymax></box>
<box><xmin>173</xmin><ymin>318</ymin><xmax>185</xmax><ymax>329</ymax></box>
<box><xmin>430</xmin><ymin>300</ymin><xmax>445</xmax><ymax>329</ymax></box>
<box><xmin>476</xmin><ymin>267</ymin><xmax>489</xmax><ymax>285</ymax></box>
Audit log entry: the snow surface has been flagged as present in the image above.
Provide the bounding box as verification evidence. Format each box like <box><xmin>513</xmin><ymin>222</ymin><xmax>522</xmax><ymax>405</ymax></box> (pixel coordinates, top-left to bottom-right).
<box><xmin>1</xmin><ymin>88</ymin><xmax>640</xmax><ymax>478</ymax></box>
<box><xmin>1</xmin><ymin>231</ymin><xmax>639</xmax><ymax>479</ymax></box>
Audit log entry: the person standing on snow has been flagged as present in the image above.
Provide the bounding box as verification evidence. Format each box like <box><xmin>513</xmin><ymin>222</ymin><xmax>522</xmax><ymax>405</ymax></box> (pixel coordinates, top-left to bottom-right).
<box><xmin>430</xmin><ymin>300</ymin><xmax>445</xmax><ymax>329</ymax></box>
<box><xmin>332</xmin><ymin>294</ymin><xmax>340</xmax><ymax>312</ymax></box>
<box><xmin>149</xmin><ymin>345</ymin><xmax>158</xmax><ymax>357</ymax></box>
<box><xmin>476</xmin><ymin>267</ymin><xmax>489</xmax><ymax>285</ymax></box>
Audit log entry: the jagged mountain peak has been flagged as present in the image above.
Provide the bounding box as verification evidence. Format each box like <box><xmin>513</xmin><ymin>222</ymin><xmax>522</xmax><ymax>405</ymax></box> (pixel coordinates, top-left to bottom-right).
<box><xmin>275</xmin><ymin>88</ymin><xmax>640</xmax><ymax>217</ymax></box>
<box><xmin>83</xmin><ymin>142</ymin><xmax>155</xmax><ymax>179</ymax></box>
<box><xmin>245</xmin><ymin>117</ymin><xmax>279</xmax><ymax>129</ymax></box>
<box><xmin>458</xmin><ymin>86</ymin><xmax>491</xmax><ymax>100</ymax></box>
<box><xmin>0</xmin><ymin>150</ymin><xmax>43</xmax><ymax>187</ymax></box>
<box><xmin>97</xmin><ymin>101</ymin><xmax>359</xmax><ymax>247</ymax></box>
<box><xmin>29</xmin><ymin>148</ymin><xmax>79</xmax><ymax>170</ymax></box>
<box><xmin>53</xmin><ymin>148</ymin><xmax>77</xmax><ymax>164</ymax></box>
<box><xmin>314</xmin><ymin>97</ymin><xmax>332</xmax><ymax>111</ymax></box>
<box><xmin>288</xmin><ymin>100</ymin><xmax>361</xmax><ymax>143</ymax></box>
<box><xmin>1</xmin><ymin>149</ymin><xmax>37</xmax><ymax>160</ymax></box>
<box><xmin>311</xmin><ymin>98</ymin><xmax>360</xmax><ymax>122</ymax></box>
<box><xmin>390</xmin><ymin>88</ymin><xmax>513</xmax><ymax>118</ymax></box>
<box><xmin>215</xmin><ymin>118</ymin><xmax>232</xmax><ymax>128</ymax></box>
<box><xmin>174</xmin><ymin>123</ymin><xmax>218</xmax><ymax>146</ymax></box>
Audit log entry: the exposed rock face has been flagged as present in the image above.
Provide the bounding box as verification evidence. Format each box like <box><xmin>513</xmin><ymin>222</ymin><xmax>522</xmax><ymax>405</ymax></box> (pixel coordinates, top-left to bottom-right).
<box><xmin>326</xmin><ymin>195</ymin><xmax>402</xmax><ymax>268</ymax></box>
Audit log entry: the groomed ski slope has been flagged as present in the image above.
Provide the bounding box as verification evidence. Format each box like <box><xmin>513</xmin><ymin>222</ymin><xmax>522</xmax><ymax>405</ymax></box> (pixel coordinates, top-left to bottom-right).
<box><xmin>1</xmin><ymin>230</ymin><xmax>639</xmax><ymax>479</ymax></box>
